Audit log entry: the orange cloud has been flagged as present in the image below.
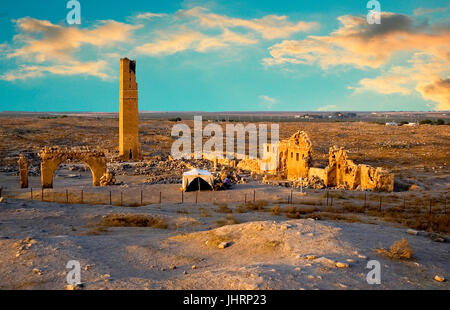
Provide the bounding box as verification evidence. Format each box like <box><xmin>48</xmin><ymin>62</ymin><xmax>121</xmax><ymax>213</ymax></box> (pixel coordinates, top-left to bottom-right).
<box><xmin>264</xmin><ymin>12</ymin><xmax>450</xmax><ymax>110</ymax></box>
<box><xmin>265</xmin><ymin>13</ymin><xmax>449</xmax><ymax>68</ymax></box>
<box><xmin>2</xmin><ymin>8</ymin><xmax>317</xmax><ymax>80</ymax></box>
<box><xmin>1</xmin><ymin>61</ymin><xmax>110</xmax><ymax>81</ymax></box>
<box><xmin>134</xmin><ymin>6</ymin><xmax>316</xmax><ymax>56</ymax></box>
<box><xmin>9</xmin><ymin>18</ymin><xmax>141</xmax><ymax>63</ymax></box>
<box><xmin>417</xmin><ymin>78</ymin><xmax>450</xmax><ymax>110</ymax></box>
<box><xmin>135</xmin><ymin>28</ymin><xmax>257</xmax><ymax>56</ymax></box>
<box><xmin>179</xmin><ymin>7</ymin><xmax>318</xmax><ymax>40</ymax></box>
<box><xmin>2</xmin><ymin>18</ymin><xmax>141</xmax><ymax>80</ymax></box>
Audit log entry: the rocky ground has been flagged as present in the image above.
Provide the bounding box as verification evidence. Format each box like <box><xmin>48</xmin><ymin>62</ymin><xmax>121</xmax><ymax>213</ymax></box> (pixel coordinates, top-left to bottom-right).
<box><xmin>0</xmin><ymin>194</ymin><xmax>448</xmax><ymax>290</ymax></box>
<box><xmin>0</xmin><ymin>116</ymin><xmax>448</xmax><ymax>290</ymax></box>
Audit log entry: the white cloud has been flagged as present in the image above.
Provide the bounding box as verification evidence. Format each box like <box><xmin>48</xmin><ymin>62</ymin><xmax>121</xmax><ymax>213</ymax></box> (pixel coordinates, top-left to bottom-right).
<box><xmin>1</xmin><ymin>60</ymin><xmax>110</xmax><ymax>81</ymax></box>
<box><xmin>134</xmin><ymin>6</ymin><xmax>316</xmax><ymax>56</ymax></box>
<box><xmin>259</xmin><ymin>95</ymin><xmax>277</xmax><ymax>108</ymax></box>
<box><xmin>135</xmin><ymin>12</ymin><xmax>167</xmax><ymax>19</ymax></box>
<box><xmin>179</xmin><ymin>7</ymin><xmax>318</xmax><ymax>40</ymax></box>
<box><xmin>413</xmin><ymin>7</ymin><xmax>447</xmax><ymax>16</ymax></box>
<box><xmin>317</xmin><ymin>105</ymin><xmax>339</xmax><ymax>111</ymax></box>
<box><xmin>135</xmin><ymin>27</ymin><xmax>257</xmax><ymax>56</ymax></box>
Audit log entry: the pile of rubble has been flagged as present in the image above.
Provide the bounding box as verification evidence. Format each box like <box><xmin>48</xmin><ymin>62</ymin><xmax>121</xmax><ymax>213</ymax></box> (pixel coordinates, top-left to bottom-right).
<box><xmin>109</xmin><ymin>157</ymin><xmax>216</xmax><ymax>177</ymax></box>
<box><xmin>99</xmin><ymin>171</ymin><xmax>116</xmax><ymax>186</ymax></box>
<box><xmin>292</xmin><ymin>176</ymin><xmax>325</xmax><ymax>189</ymax></box>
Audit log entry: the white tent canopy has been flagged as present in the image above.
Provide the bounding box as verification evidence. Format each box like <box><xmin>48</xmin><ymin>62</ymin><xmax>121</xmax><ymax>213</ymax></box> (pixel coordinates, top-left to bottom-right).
<box><xmin>182</xmin><ymin>168</ymin><xmax>214</xmax><ymax>191</ymax></box>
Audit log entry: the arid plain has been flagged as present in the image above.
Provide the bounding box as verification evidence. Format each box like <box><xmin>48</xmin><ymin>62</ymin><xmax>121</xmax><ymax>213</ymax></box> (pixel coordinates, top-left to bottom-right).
<box><xmin>0</xmin><ymin>115</ymin><xmax>448</xmax><ymax>289</ymax></box>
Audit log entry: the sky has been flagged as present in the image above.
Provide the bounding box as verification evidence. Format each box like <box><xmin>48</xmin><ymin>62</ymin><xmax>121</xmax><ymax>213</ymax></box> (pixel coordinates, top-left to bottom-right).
<box><xmin>0</xmin><ymin>0</ymin><xmax>448</xmax><ymax>112</ymax></box>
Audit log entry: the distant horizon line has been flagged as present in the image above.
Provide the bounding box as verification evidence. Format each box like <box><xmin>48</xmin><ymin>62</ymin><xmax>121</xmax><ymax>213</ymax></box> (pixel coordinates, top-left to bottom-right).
<box><xmin>1</xmin><ymin>110</ymin><xmax>449</xmax><ymax>114</ymax></box>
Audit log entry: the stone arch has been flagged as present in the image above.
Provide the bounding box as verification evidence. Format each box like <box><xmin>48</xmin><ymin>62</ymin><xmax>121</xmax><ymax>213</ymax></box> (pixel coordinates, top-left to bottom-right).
<box><xmin>39</xmin><ymin>147</ymin><xmax>107</xmax><ymax>189</ymax></box>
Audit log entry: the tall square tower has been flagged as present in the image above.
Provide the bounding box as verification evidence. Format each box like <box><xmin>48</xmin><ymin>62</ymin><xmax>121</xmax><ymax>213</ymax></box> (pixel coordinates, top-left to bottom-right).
<box><xmin>119</xmin><ymin>58</ymin><xmax>141</xmax><ymax>160</ymax></box>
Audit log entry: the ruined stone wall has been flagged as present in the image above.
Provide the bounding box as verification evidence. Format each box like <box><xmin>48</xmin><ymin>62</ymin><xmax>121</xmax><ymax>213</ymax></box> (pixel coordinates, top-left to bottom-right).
<box><xmin>39</xmin><ymin>147</ymin><xmax>107</xmax><ymax>188</ymax></box>
<box><xmin>119</xmin><ymin>58</ymin><xmax>141</xmax><ymax>160</ymax></box>
<box><xmin>203</xmin><ymin>152</ymin><xmax>237</xmax><ymax>168</ymax></box>
<box><xmin>308</xmin><ymin>167</ymin><xmax>326</xmax><ymax>181</ymax></box>
<box><xmin>279</xmin><ymin>131</ymin><xmax>312</xmax><ymax>180</ymax></box>
<box><xmin>325</xmin><ymin>146</ymin><xmax>394</xmax><ymax>192</ymax></box>
<box><xmin>325</xmin><ymin>146</ymin><xmax>360</xmax><ymax>189</ymax></box>
<box><xmin>359</xmin><ymin>164</ymin><xmax>394</xmax><ymax>192</ymax></box>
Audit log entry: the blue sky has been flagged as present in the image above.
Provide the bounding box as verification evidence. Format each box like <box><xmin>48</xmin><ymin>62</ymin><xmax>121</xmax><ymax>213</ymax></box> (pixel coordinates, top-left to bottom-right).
<box><xmin>0</xmin><ymin>0</ymin><xmax>448</xmax><ymax>112</ymax></box>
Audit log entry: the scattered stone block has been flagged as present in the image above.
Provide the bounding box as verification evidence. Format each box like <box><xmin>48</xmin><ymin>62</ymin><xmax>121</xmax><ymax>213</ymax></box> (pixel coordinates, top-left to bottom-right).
<box><xmin>218</xmin><ymin>241</ymin><xmax>231</xmax><ymax>249</ymax></box>
<box><xmin>314</xmin><ymin>257</ymin><xmax>335</xmax><ymax>267</ymax></box>
<box><xmin>407</xmin><ymin>229</ymin><xmax>419</xmax><ymax>236</ymax></box>
<box><xmin>335</xmin><ymin>262</ymin><xmax>349</xmax><ymax>268</ymax></box>
<box><xmin>434</xmin><ymin>275</ymin><xmax>445</xmax><ymax>282</ymax></box>
<box><xmin>358</xmin><ymin>255</ymin><xmax>367</xmax><ymax>259</ymax></box>
<box><xmin>66</xmin><ymin>283</ymin><xmax>84</xmax><ymax>290</ymax></box>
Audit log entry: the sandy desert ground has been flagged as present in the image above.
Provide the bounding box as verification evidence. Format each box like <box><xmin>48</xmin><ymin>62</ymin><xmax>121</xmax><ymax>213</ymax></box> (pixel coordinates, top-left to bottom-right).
<box><xmin>0</xmin><ymin>116</ymin><xmax>449</xmax><ymax>289</ymax></box>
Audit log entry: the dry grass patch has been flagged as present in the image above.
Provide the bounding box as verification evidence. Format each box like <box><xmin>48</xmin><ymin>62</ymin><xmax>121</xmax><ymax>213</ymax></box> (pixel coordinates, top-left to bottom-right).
<box><xmin>204</xmin><ymin>232</ymin><xmax>233</xmax><ymax>247</ymax></box>
<box><xmin>376</xmin><ymin>238</ymin><xmax>413</xmax><ymax>260</ymax></box>
<box><xmin>126</xmin><ymin>202</ymin><xmax>142</xmax><ymax>207</ymax></box>
<box><xmin>403</xmin><ymin>214</ymin><xmax>450</xmax><ymax>233</ymax></box>
<box><xmin>215</xmin><ymin>203</ymin><xmax>233</xmax><ymax>214</ymax></box>
<box><xmin>241</xmin><ymin>200</ymin><xmax>268</xmax><ymax>211</ymax></box>
<box><xmin>342</xmin><ymin>202</ymin><xmax>365</xmax><ymax>213</ymax></box>
<box><xmin>235</xmin><ymin>205</ymin><xmax>248</xmax><ymax>213</ymax></box>
<box><xmin>215</xmin><ymin>215</ymin><xmax>240</xmax><ymax>227</ymax></box>
<box><xmin>84</xmin><ymin>225</ymin><xmax>109</xmax><ymax>235</ymax></box>
<box><xmin>199</xmin><ymin>208</ymin><xmax>211</xmax><ymax>217</ymax></box>
<box><xmin>99</xmin><ymin>214</ymin><xmax>168</xmax><ymax>229</ymax></box>
<box><xmin>311</xmin><ymin>212</ymin><xmax>362</xmax><ymax>223</ymax></box>
<box><xmin>271</xmin><ymin>206</ymin><xmax>281</xmax><ymax>216</ymax></box>
<box><xmin>177</xmin><ymin>208</ymin><xmax>189</xmax><ymax>214</ymax></box>
<box><xmin>263</xmin><ymin>240</ymin><xmax>284</xmax><ymax>250</ymax></box>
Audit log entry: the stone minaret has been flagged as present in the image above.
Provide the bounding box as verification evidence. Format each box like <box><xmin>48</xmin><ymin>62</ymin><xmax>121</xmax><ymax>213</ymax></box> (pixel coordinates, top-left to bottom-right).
<box><xmin>119</xmin><ymin>58</ymin><xmax>141</xmax><ymax>160</ymax></box>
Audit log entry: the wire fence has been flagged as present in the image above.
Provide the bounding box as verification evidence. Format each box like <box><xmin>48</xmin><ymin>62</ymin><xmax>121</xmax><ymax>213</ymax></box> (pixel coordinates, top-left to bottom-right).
<box><xmin>0</xmin><ymin>186</ymin><xmax>447</xmax><ymax>216</ymax></box>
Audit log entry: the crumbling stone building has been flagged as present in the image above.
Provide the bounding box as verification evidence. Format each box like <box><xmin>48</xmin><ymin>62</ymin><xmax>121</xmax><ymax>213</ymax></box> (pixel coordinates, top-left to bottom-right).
<box><xmin>119</xmin><ymin>58</ymin><xmax>141</xmax><ymax>160</ymax></box>
<box><xmin>210</xmin><ymin>130</ymin><xmax>395</xmax><ymax>192</ymax></box>
<box><xmin>277</xmin><ymin>131</ymin><xmax>394</xmax><ymax>191</ymax></box>
<box><xmin>278</xmin><ymin>131</ymin><xmax>312</xmax><ymax>180</ymax></box>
